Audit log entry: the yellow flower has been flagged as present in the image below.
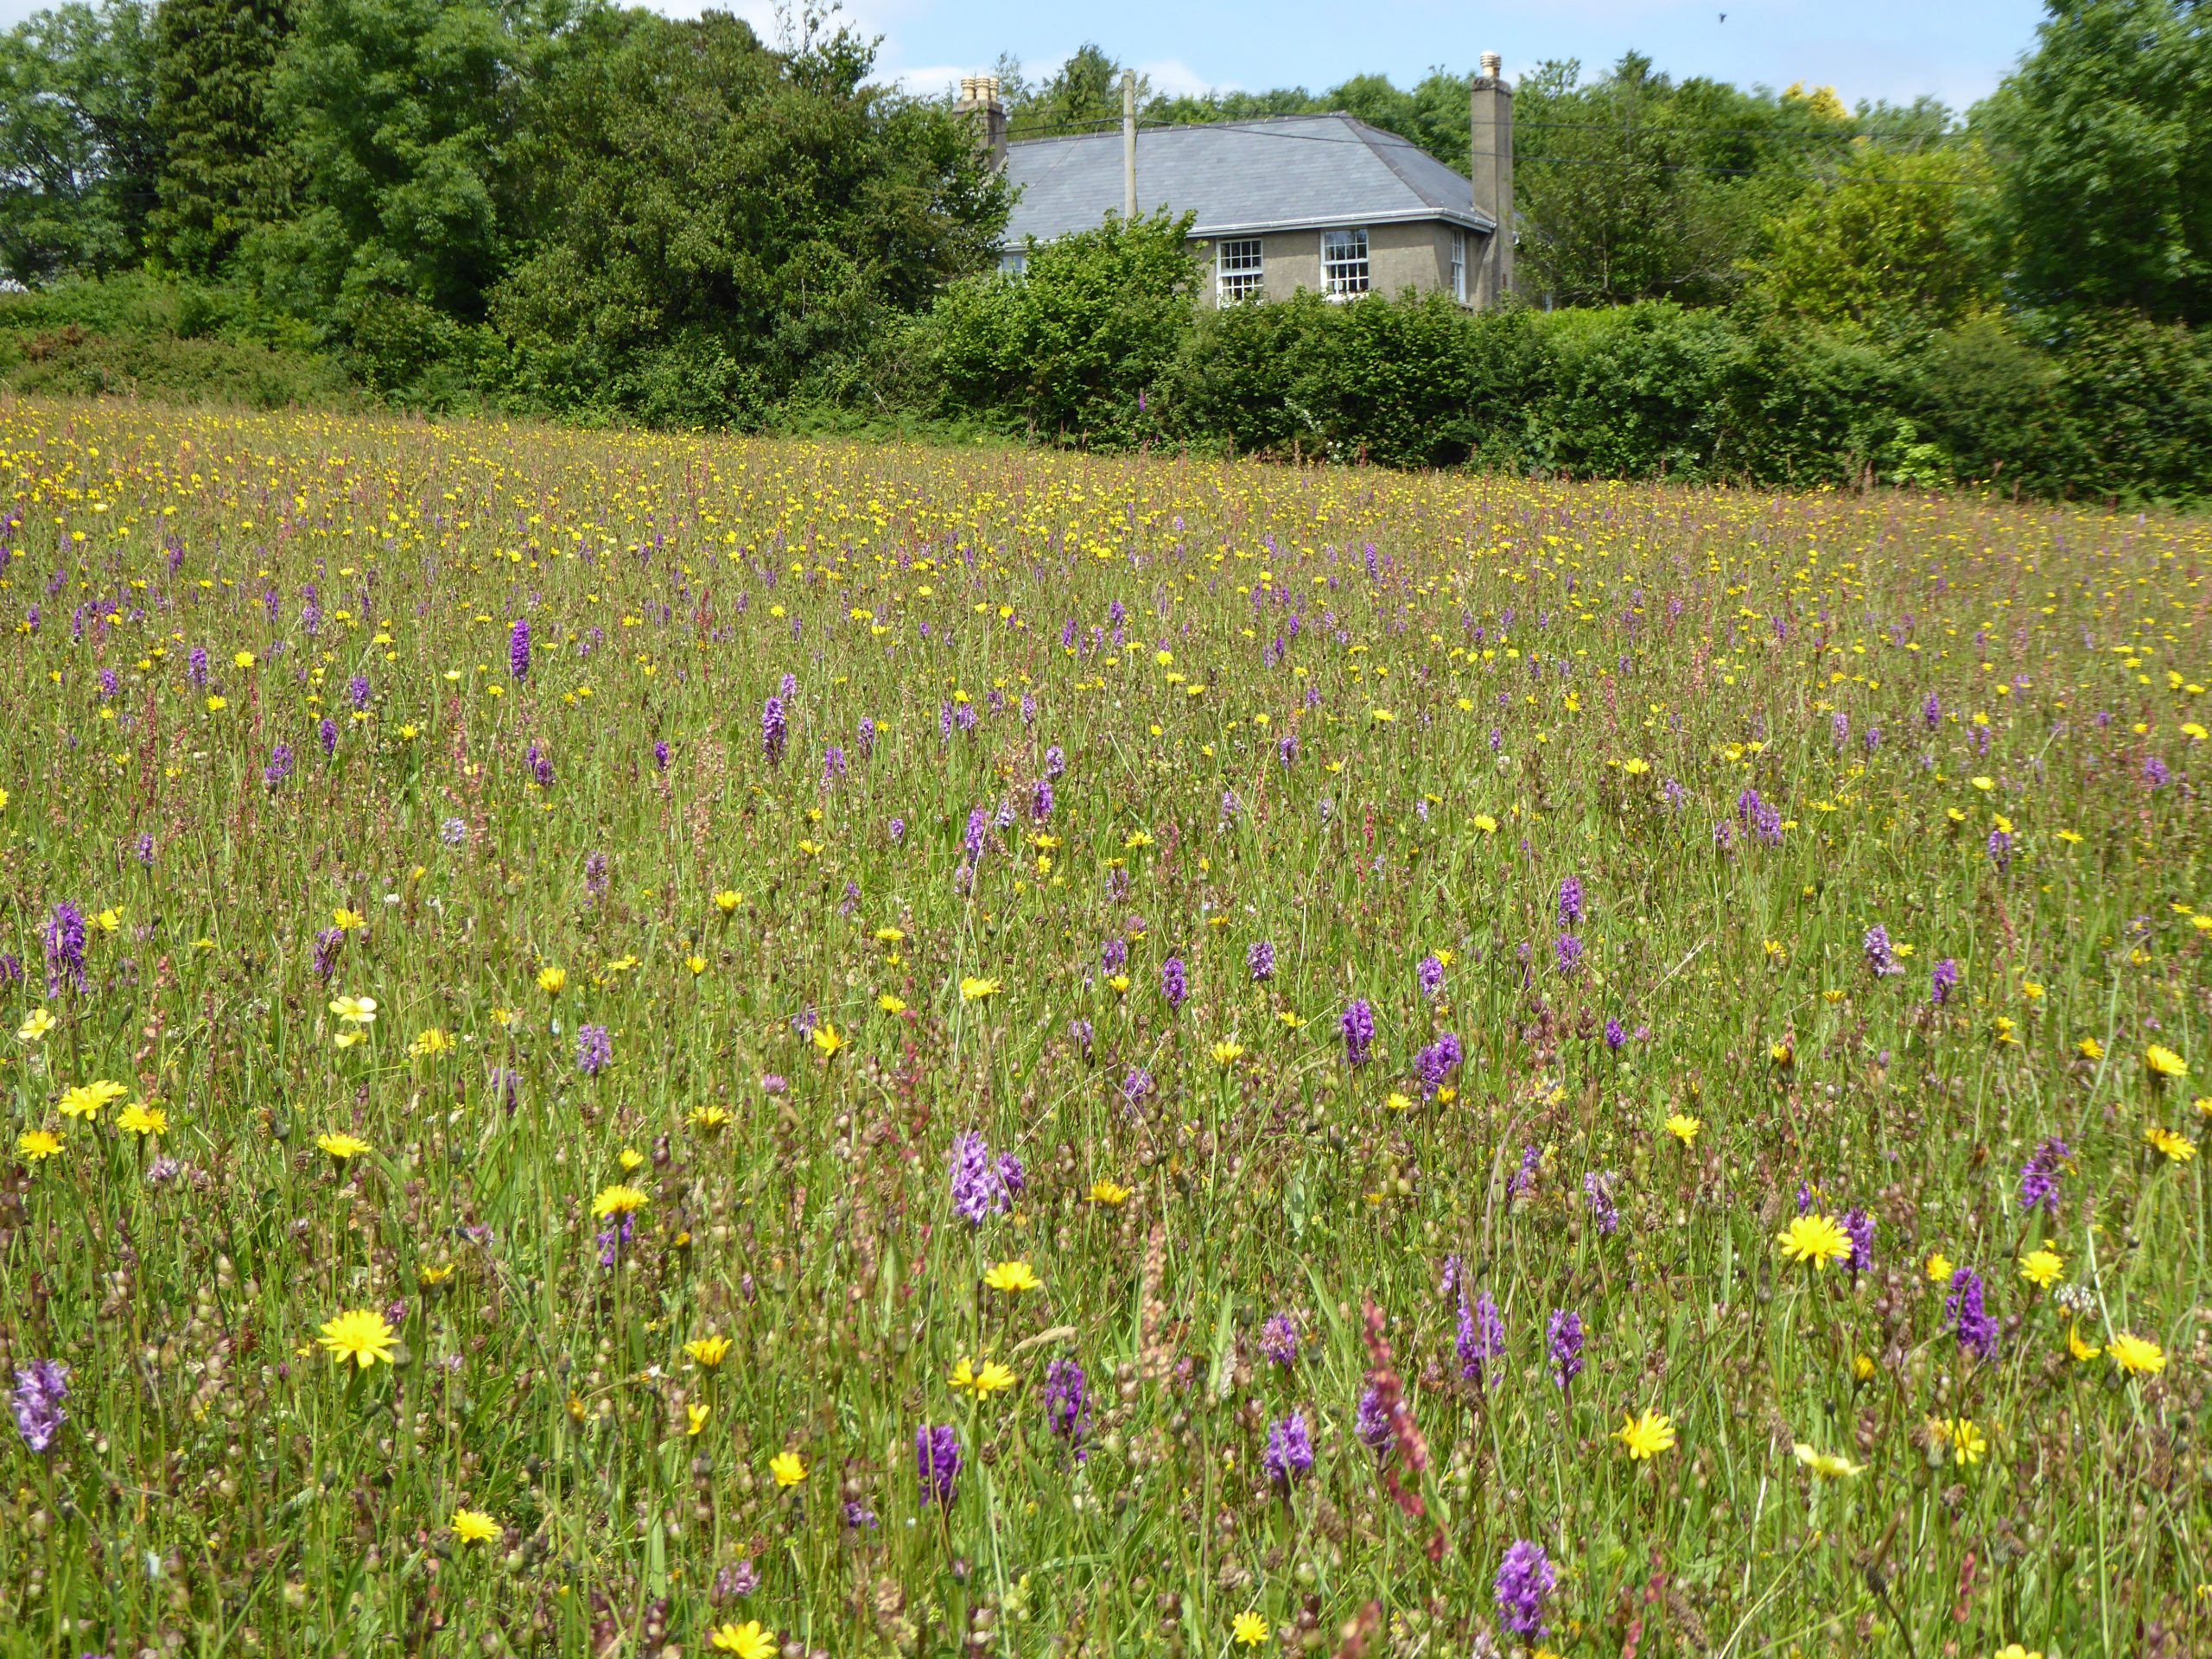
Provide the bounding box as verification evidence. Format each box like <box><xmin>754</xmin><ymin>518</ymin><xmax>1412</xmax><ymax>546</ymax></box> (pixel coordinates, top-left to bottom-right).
<box><xmin>451</xmin><ymin>1509</ymin><xmax>500</xmax><ymax>1545</ymax></box>
<box><xmin>984</xmin><ymin>1260</ymin><xmax>1042</xmax><ymax>1294</ymax></box>
<box><xmin>591</xmin><ymin>1184</ymin><xmax>647</xmax><ymax>1218</ymax></box>
<box><xmin>318</xmin><ymin>1307</ymin><xmax>398</xmax><ymax>1370</ymax></box>
<box><xmin>769</xmin><ymin>1450</ymin><xmax>806</xmax><ymax>1488</ymax></box>
<box><xmin>1232</xmin><ymin>1611</ymin><xmax>1270</xmax><ymax>1647</ymax></box>
<box><xmin>1769</xmin><ymin>1039</ymin><xmax>1794</xmax><ymax>1067</ymax></box>
<box><xmin>1087</xmin><ymin>1179</ymin><xmax>1132</xmax><ymax>1206</ymax></box>
<box><xmin>709</xmin><ymin>1622</ymin><xmax>777</xmax><ymax>1659</ymax></box>
<box><xmin>1776</xmin><ymin>1213</ymin><xmax>1853</xmax><ymax>1271</ymax></box>
<box><xmin>1211</xmin><ymin>1039</ymin><xmax>1245</xmax><ymax>1067</ymax></box>
<box><xmin>417</xmin><ymin>1262</ymin><xmax>454</xmax><ymax>1287</ymax></box>
<box><xmin>878</xmin><ymin>993</ymin><xmax>906</xmax><ymax>1014</ymax></box>
<box><xmin>2145</xmin><ymin>1125</ymin><xmax>2196</xmax><ymax>1162</ymax></box>
<box><xmin>685</xmin><ymin>954</ymin><xmax>708</xmax><ymax>976</ymax></box>
<box><xmin>1472</xmin><ymin>813</ymin><xmax>1498</xmax><ymax>833</ymax></box>
<box><xmin>333</xmin><ymin>907</ymin><xmax>365</xmax><ymax>931</ymax></box>
<box><xmin>1615</xmin><ymin>1409</ymin><xmax>1676</xmax><ymax>1460</ymax></box>
<box><xmin>687</xmin><ymin>1402</ymin><xmax>711</xmax><ymax>1436</ymax></box>
<box><xmin>16</xmin><ymin>1007</ymin><xmax>55</xmax><ymax>1043</ymax></box>
<box><xmin>59</xmin><ymin>1079</ymin><xmax>127</xmax><ymax>1120</ymax></box>
<box><xmin>1934</xmin><ymin>1417</ymin><xmax>1986</xmax><ymax>1466</ymax></box>
<box><xmin>118</xmin><ymin>1100</ymin><xmax>166</xmax><ymax>1137</ymax></box>
<box><xmin>687</xmin><ymin>1104</ymin><xmax>730</xmax><ymax>1135</ymax></box>
<box><xmin>1792</xmin><ymin>1443</ymin><xmax>1865</xmax><ymax>1479</ymax></box>
<box><xmin>318</xmin><ymin>1132</ymin><xmax>372</xmax><ymax>1161</ymax></box>
<box><xmin>619</xmin><ymin>1147</ymin><xmax>645</xmax><ymax>1172</ymax></box>
<box><xmin>950</xmin><ymin>1357</ymin><xmax>1017</xmax><ymax>1398</ymax></box>
<box><xmin>1107</xmin><ymin>974</ymin><xmax>1131</xmax><ymax>996</ymax></box>
<box><xmin>16</xmin><ymin>1128</ymin><xmax>61</xmax><ymax>1161</ymax></box>
<box><xmin>1663</xmin><ymin>1113</ymin><xmax>1701</xmax><ymax>1146</ymax></box>
<box><xmin>408</xmin><ymin>1027</ymin><xmax>452</xmax><ymax>1059</ymax></box>
<box><xmin>960</xmin><ymin>976</ymin><xmax>1002</xmax><ymax>1001</ymax></box>
<box><xmin>874</xmin><ymin>926</ymin><xmax>906</xmax><ymax>944</ymax></box>
<box><xmin>329</xmin><ymin>994</ymin><xmax>378</xmax><ymax>1027</ymax></box>
<box><xmin>2018</xmin><ymin>1248</ymin><xmax>2063</xmax><ymax>1289</ymax></box>
<box><xmin>1992</xmin><ymin>1646</ymin><xmax>2042</xmax><ymax>1659</ymax></box>
<box><xmin>2067</xmin><ymin>1323</ymin><xmax>2102</xmax><ymax>1363</ymax></box>
<box><xmin>232</xmin><ymin>649</ymin><xmax>256</xmax><ymax>671</ymax></box>
<box><xmin>1122</xmin><ymin>831</ymin><xmax>1154</xmax><ymax>850</ymax></box>
<box><xmin>1970</xmin><ymin>775</ymin><xmax>1994</xmax><ymax>791</ymax></box>
<box><xmin>1276</xmin><ymin>1009</ymin><xmax>1306</xmax><ymax>1029</ymax></box>
<box><xmin>686</xmin><ymin>1334</ymin><xmax>733</xmax><ymax>1369</ymax></box>
<box><xmin>714</xmin><ymin>889</ymin><xmax>741</xmax><ymax>913</ymax></box>
<box><xmin>1926</xmin><ymin>1252</ymin><xmax>1955</xmax><ymax>1283</ymax></box>
<box><xmin>1852</xmin><ymin>1354</ymin><xmax>1876</xmax><ymax>1382</ymax></box>
<box><xmin>537</xmin><ymin>966</ymin><xmax>567</xmax><ymax>995</ymax></box>
<box><xmin>2077</xmin><ymin>1036</ymin><xmax>2105</xmax><ymax>1061</ymax></box>
<box><xmin>1386</xmin><ymin>1091</ymin><xmax>1413</xmax><ymax>1112</ymax></box>
<box><xmin>2110</xmin><ymin>1332</ymin><xmax>2167</xmax><ymax>1376</ymax></box>
<box><xmin>810</xmin><ymin>1023</ymin><xmax>845</xmax><ymax>1058</ymax></box>
<box><xmin>2147</xmin><ymin>1044</ymin><xmax>2190</xmax><ymax>1080</ymax></box>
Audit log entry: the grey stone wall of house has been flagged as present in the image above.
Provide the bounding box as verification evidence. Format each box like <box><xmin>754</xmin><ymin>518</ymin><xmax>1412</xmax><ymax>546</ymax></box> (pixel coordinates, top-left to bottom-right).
<box><xmin>1192</xmin><ymin>221</ymin><xmax>1476</xmax><ymax>308</ymax></box>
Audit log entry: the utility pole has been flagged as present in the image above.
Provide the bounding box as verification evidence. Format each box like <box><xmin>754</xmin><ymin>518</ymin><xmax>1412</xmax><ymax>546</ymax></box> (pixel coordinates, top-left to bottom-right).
<box><xmin>1122</xmin><ymin>70</ymin><xmax>1137</xmax><ymax>221</ymax></box>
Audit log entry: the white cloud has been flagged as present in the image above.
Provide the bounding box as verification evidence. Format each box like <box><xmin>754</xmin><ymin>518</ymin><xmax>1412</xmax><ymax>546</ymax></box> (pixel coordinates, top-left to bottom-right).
<box><xmin>1136</xmin><ymin>57</ymin><xmax>1228</xmax><ymax>99</ymax></box>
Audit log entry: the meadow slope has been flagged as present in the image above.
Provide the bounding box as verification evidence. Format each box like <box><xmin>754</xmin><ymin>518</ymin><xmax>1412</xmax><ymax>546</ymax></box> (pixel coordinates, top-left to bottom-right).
<box><xmin>1</xmin><ymin>397</ymin><xmax>2209</xmax><ymax>1657</ymax></box>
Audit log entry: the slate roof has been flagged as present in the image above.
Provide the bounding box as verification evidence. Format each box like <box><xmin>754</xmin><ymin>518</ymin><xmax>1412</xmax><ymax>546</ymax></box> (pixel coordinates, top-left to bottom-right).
<box><xmin>1001</xmin><ymin>114</ymin><xmax>1491</xmax><ymax>246</ymax></box>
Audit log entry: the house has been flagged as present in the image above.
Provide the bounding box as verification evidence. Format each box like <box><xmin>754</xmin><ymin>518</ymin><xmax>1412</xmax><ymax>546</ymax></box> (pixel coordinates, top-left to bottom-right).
<box><xmin>957</xmin><ymin>54</ymin><xmax>1515</xmax><ymax>308</ymax></box>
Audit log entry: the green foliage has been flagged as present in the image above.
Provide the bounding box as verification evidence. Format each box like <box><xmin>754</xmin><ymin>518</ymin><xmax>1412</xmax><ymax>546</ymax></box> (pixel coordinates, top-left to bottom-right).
<box><xmin>1746</xmin><ymin>143</ymin><xmax>1999</xmax><ymax>333</ymax></box>
<box><xmin>147</xmin><ymin>0</ymin><xmax>295</xmax><ymax>272</ymax></box>
<box><xmin>920</xmin><ymin>210</ymin><xmax>1198</xmax><ymax>442</ymax></box>
<box><xmin>1003</xmin><ymin>41</ymin><xmax>1133</xmax><ymax>139</ymax></box>
<box><xmin>1975</xmin><ymin>0</ymin><xmax>2212</xmax><ymax>322</ymax></box>
<box><xmin>242</xmin><ymin>0</ymin><xmax>533</xmax><ymax>326</ymax></box>
<box><xmin>489</xmin><ymin>9</ymin><xmax>1008</xmax><ymax>428</ymax></box>
<box><xmin>0</xmin><ymin>0</ymin><xmax>160</xmax><ymax>285</ymax></box>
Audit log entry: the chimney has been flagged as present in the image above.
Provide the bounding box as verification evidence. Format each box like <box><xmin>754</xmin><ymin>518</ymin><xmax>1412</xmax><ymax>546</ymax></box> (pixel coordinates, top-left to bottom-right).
<box><xmin>958</xmin><ymin>74</ymin><xmax>1008</xmax><ymax>173</ymax></box>
<box><xmin>1469</xmin><ymin>51</ymin><xmax>1514</xmax><ymax>304</ymax></box>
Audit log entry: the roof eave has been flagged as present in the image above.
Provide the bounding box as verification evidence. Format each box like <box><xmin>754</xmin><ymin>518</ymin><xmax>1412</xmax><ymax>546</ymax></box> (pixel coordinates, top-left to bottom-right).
<box><xmin>998</xmin><ymin>204</ymin><xmax>1498</xmax><ymax>247</ymax></box>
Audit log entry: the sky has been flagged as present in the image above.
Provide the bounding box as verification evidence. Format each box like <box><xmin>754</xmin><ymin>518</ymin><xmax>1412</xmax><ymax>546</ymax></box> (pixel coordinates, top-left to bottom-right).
<box><xmin>0</xmin><ymin>0</ymin><xmax>2053</xmax><ymax>116</ymax></box>
<box><xmin>692</xmin><ymin>0</ymin><xmax>2054</xmax><ymax>115</ymax></box>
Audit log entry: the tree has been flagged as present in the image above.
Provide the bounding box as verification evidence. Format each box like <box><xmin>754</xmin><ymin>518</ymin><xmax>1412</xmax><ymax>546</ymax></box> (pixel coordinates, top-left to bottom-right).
<box><xmin>0</xmin><ymin>0</ymin><xmax>160</xmax><ymax>286</ymax></box>
<box><xmin>1005</xmin><ymin>43</ymin><xmax>1139</xmax><ymax>139</ymax></box>
<box><xmin>1747</xmin><ymin>143</ymin><xmax>1999</xmax><ymax>332</ymax></box>
<box><xmin>491</xmin><ymin>9</ymin><xmax>1008</xmax><ymax>424</ymax></box>
<box><xmin>148</xmin><ymin>0</ymin><xmax>296</xmax><ymax>272</ymax></box>
<box><xmin>923</xmin><ymin>209</ymin><xmax>1197</xmax><ymax>442</ymax></box>
<box><xmin>1975</xmin><ymin>0</ymin><xmax>2212</xmax><ymax>322</ymax></box>
<box><xmin>242</xmin><ymin>0</ymin><xmax>537</xmax><ymax>327</ymax></box>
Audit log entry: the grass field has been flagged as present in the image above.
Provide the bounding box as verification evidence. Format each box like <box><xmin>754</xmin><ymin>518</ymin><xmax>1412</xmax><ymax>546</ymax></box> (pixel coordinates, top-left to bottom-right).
<box><xmin>1</xmin><ymin>395</ymin><xmax>2208</xmax><ymax>1658</ymax></box>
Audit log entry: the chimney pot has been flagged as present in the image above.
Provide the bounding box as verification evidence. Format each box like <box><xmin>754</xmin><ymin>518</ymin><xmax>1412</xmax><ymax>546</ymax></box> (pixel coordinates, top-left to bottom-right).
<box><xmin>1479</xmin><ymin>50</ymin><xmax>1502</xmax><ymax>79</ymax></box>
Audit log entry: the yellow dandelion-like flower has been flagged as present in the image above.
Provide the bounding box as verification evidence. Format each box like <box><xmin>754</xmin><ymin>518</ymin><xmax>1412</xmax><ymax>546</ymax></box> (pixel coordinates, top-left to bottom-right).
<box><xmin>950</xmin><ymin>1357</ymin><xmax>1017</xmax><ymax>1398</ymax></box>
<box><xmin>2018</xmin><ymin>1248</ymin><xmax>2062</xmax><ymax>1289</ymax></box>
<box><xmin>687</xmin><ymin>1402</ymin><xmax>711</xmax><ymax>1436</ymax></box>
<box><xmin>1776</xmin><ymin>1213</ymin><xmax>1853</xmax><ymax>1271</ymax></box>
<box><xmin>1087</xmin><ymin>1179</ymin><xmax>1132</xmax><ymax>1206</ymax></box>
<box><xmin>2067</xmin><ymin>1323</ymin><xmax>2102</xmax><ymax>1363</ymax></box>
<box><xmin>1211</xmin><ymin>1039</ymin><xmax>1244</xmax><ymax>1067</ymax></box>
<box><xmin>959</xmin><ymin>976</ymin><xmax>1002</xmax><ymax>1001</ymax></box>
<box><xmin>318</xmin><ymin>1308</ymin><xmax>398</xmax><ymax>1370</ymax></box>
<box><xmin>1926</xmin><ymin>1251</ymin><xmax>1955</xmax><ymax>1283</ymax></box>
<box><xmin>1792</xmin><ymin>1444</ymin><xmax>1865</xmax><ymax>1479</ymax></box>
<box><xmin>1663</xmin><ymin>1113</ymin><xmax>1701</xmax><ymax>1146</ymax></box>
<box><xmin>1615</xmin><ymin>1409</ymin><xmax>1676</xmax><ymax>1460</ymax></box>
<box><xmin>317</xmin><ymin>1132</ymin><xmax>372</xmax><ymax>1161</ymax></box>
<box><xmin>1232</xmin><ymin>1611</ymin><xmax>1270</xmax><ymax>1647</ymax></box>
<box><xmin>451</xmin><ymin>1509</ymin><xmax>500</xmax><ymax>1545</ymax></box>
<box><xmin>769</xmin><ymin>1450</ymin><xmax>806</xmax><ymax>1488</ymax></box>
<box><xmin>408</xmin><ymin>1027</ymin><xmax>452</xmax><ymax>1058</ymax></box>
<box><xmin>16</xmin><ymin>1128</ymin><xmax>61</xmax><ymax>1161</ymax></box>
<box><xmin>714</xmin><ymin>889</ymin><xmax>741</xmax><ymax>913</ymax></box>
<box><xmin>2110</xmin><ymin>1332</ymin><xmax>2167</xmax><ymax>1376</ymax></box>
<box><xmin>687</xmin><ymin>1104</ymin><xmax>730</xmax><ymax>1135</ymax></box>
<box><xmin>709</xmin><ymin>1621</ymin><xmax>776</xmax><ymax>1659</ymax></box>
<box><xmin>59</xmin><ymin>1079</ymin><xmax>127</xmax><ymax>1120</ymax></box>
<box><xmin>2147</xmin><ymin>1044</ymin><xmax>2189</xmax><ymax>1081</ymax></box>
<box><xmin>118</xmin><ymin>1101</ymin><xmax>167</xmax><ymax>1137</ymax></box>
<box><xmin>878</xmin><ymin>993</ymin><xmax>906</xmax><ymax>1014</ymax></box>
<box><xmin>537</xmin><ymin>966</ymin><xmax>567</xmax><ymax>995</ymax></box>
<box><xmin>2077</xmin><ymin>1036</ymin><xmax>2105</xmax><ymax>1061</ymax></box>
<box><xmin>2145</xmin><ymin>1125</ymin><xmax>2196</xmax><ymax>1162</ymax></box>
<box><xmin>686</xmin><ymin>1334</ymin><xmax>733</xmax><ymax>1369</ymax></box>
<box><xmin>984</xmin><ymin>1260</ymin><xmax>1042</xmax><ymax>1294</ymax></box>
<box><xmin>810</xmin><ymin>1022</ymin><xmax>845</xmax><ymax>1058</ymax></box>
<box><xmin>591</xmin><ymin>1184</ymin><xmax>647</xmax><ymax>1218</ymax></box>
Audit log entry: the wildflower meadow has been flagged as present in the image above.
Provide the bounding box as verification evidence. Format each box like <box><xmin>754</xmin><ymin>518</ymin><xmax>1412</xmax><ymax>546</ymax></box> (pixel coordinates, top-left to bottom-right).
<box><xmin>2</xmin><ymin>396</ymin><xmax>2209</xmax><ymax>1658</ymax></box>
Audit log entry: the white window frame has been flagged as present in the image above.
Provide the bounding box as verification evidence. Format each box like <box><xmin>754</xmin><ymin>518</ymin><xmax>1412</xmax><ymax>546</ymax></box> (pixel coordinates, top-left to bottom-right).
<box><xmin>1451</xmin><ymin>229</ymin><xmax>1467</xmax><ymax>303</ymax></box>
<box><xmin>998</xmin><ymin>250</ymin><xmax>1029</xmax><ymax>276</ymax></box>
<box><xmin>1320</xmin><ymin>227</ymin><xmax>1370</xmax><ymax>298</ymax></box>
<box><xmin>1216</xmin><ymin>238</ymin><xmax>1264</xmax><ymax>303</ymax></box>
